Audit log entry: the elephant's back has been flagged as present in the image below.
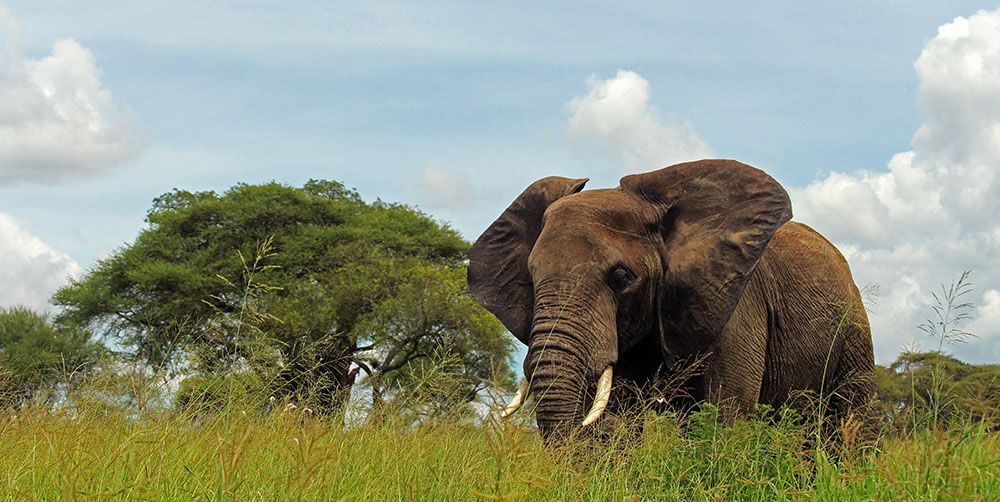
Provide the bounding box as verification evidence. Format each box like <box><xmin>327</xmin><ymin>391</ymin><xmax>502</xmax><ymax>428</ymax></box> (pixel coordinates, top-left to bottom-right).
<box><xmin>761</xmin><ymin>220</ymin><xmax>867</xmax><ymax>322</ymax></box>
<box><xmin>755</xmin><ymin>220</ymin><xmax>873</xmax><ymax>403</ymax></box>
<box><xmin>765</xmin><ymin>221</ymin><xmax>859</xmax><ymax>294</ymax></box>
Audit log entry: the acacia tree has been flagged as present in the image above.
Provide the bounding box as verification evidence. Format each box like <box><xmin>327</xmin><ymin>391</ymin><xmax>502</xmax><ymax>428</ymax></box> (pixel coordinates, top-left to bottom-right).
<box><xmin>53</xmin><ymin>180</ymin><xmax>513</xmax><ymax>414</ymax></box>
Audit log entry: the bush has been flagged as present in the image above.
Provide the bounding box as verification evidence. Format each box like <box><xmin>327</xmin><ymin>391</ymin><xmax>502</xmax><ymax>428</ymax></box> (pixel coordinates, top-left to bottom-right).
<box><xmin>0</xmin><ymin>306</ymin><xmax>103</xmax><ymax>407</ymax></box>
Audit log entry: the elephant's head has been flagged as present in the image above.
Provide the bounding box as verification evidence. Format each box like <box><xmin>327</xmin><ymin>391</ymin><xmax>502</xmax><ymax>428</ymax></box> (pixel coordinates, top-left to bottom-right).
<box><xmin>468</xmin><ymin>159</ymin><xmax>792</xmax><ymax>438</ymax></box>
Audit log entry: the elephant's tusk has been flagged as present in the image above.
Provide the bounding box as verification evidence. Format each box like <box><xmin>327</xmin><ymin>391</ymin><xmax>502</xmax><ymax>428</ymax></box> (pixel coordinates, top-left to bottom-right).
<box><xmin>500</xmin><ymin>380</ymin><xmax>530</xmax><ymax>419</ymax></box>
<box><xmin>581</xmin><ymin>367</ymin><xmax>613</xmax><ymax>427</ymax></box>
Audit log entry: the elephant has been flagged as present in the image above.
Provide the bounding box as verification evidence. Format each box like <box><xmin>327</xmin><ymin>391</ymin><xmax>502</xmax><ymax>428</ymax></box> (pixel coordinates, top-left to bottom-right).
<box><xmin>468</xmin><ymin>159</ymin><xmax>876</xmax><ymax>441</ymax></box>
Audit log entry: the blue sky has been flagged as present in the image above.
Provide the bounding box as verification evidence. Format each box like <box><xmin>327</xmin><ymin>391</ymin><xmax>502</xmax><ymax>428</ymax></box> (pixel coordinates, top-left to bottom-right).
<box><xmin>2</xmin><ymin>2</ymin><xmax>1000</xmax><ymax>364</ymax></box>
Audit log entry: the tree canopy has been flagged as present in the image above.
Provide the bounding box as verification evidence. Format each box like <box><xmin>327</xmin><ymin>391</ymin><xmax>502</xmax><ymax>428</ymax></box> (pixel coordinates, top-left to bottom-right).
<box><xmin>0</xmin><ymin>306</ymin><xmax>104</xmax><ymax>407</ymax></box>
<box><xmin>876</xmin><ymin>351</ymin><xmax>1000</xmax><ymax>429</ymax></box>
<box><xmin>53</xmin><ymin>180</ymin><xmax>514</xmax><ymax>413</ymax></box>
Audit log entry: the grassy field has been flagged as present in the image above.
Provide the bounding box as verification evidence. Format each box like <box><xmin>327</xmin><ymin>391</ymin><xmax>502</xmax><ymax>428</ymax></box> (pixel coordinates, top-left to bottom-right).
<box><xmin>1</xmin><ymin>400</ymin><xmax>997</xmax><ymax>501</ymax></box>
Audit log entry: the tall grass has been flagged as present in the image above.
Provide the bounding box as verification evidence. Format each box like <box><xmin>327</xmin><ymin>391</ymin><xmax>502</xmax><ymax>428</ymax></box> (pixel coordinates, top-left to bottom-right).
<box><xmin>0</xmin><ymin>393</ymin><xmax>997</xmax><ymax>500</ymax></box>
<box><xmin>916</xmin><ymin>270</ymin><xmax>977</xmax><ymax>430</ymax></box>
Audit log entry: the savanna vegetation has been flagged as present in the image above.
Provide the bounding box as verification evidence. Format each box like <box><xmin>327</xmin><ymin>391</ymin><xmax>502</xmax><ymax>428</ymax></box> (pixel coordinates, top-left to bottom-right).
<box><xmin>0</xmin><ymin>180</ymin><xmax>997</xmax><ymax>499</ymax></box>
<box><xmin>2</xmin><ymin>398</ymin><xmax>997</xmax><ymax>500</ymax></box>
<box><xmin>0</xmin><ymin>306</ymin><xmax>104</xmax><ymax>407</ymax></box>
<box><xmin>51</xmin><ymin>180</ymin><xmax>515</xmax><ymax>417</ymax></box>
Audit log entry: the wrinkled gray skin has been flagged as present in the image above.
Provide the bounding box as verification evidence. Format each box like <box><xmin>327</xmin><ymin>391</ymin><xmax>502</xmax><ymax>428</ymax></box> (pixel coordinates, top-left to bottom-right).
<box><xmin>468</xmin><ymin>159</ymin><xmax>875</xmax><ymax>440</ymax></box>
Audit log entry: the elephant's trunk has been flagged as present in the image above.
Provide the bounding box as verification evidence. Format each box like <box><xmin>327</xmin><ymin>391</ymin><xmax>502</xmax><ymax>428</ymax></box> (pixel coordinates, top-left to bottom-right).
<box><xmin>524</xmin><ymin>282</ymin><xmax>617</xmax><ymax>438</ymax></box>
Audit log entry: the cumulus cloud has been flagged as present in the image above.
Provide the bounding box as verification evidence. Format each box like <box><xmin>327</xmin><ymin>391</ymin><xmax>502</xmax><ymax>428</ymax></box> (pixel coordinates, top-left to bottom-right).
<box><xmin>416</xmin><ymin>164</ymin><xmax>473</xmax><ymax>209</ymax></box>
<box><xmin>967</xmin><ymin>290</ymin><xmax>1000</xmax><ymax>359</ymax></box>
<box><xmin>0</xmin><ymin>212</ymin><xmax>81</xmax><ymax>311</ymax></box>
<box><xmin>0</xmin><ymin>7</ymin><xmax>139</xmax><ymax>184</ymax></box>
<box><xmin>791</xmin><ymin>8</ymin><xmax>1000</xmax><ymax>363</ymax></box>
<box><xmin>566</xmin><ymin>70</ymin><xmax>712</xmax><ymax>173</ymax></box>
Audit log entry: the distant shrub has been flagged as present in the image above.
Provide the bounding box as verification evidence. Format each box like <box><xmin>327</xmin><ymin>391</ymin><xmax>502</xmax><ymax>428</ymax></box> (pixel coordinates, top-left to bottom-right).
<box><xmin>0</xmin><ymin>306</ymin><xmax>104</xmax><ymax>407</ymax></box>
<box><xmin>876</xmin><ymin>351</ymin><xmax>1000</xmax><ymax>431</ymax></box>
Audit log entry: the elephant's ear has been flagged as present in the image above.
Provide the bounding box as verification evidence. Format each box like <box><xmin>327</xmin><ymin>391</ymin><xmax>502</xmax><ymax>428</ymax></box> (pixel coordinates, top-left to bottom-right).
<box><xmin>620</xmin><ymin>159</ymin><xmax>791</xmax><ymax>345</ymax></box>
<box><xmin>468</xmin><ymin>176</ymin><xmax>589</xmax><ymax>343</ymax></box>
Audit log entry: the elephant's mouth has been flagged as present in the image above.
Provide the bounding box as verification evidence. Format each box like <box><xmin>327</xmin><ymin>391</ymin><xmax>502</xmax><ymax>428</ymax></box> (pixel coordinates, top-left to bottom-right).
<box><xmin>501</xmin><ymin>366</ymin><xmax>614</xmax><ymax>428</ymax></box>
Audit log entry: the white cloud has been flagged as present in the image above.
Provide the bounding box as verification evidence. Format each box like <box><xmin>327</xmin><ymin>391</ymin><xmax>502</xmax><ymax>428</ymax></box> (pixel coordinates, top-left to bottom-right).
<box><xmin>416</xmin><ymin>164</ymin><xmax>473</xmax><ymax>209</ymax></box>
<box><xmin>964</xmin><ymin>290</ymin><xmax>1000</xmax><ymax>362</ymax></box>
<box><xmin>0</xmin><ymin>7</ymin><xmax>139</xmax><ymax>184</ymax></box>
<box><xmin>566</xmin><ymin>70</ymin><xmax>712</xmax><ymax>173</ymax></box>
<box><xmin>791</xmin><ymin>8</ymin><xmax>1000</xmax><ymax>364</ymax></box>
<box><xmin>0</xmin><ymin>212</ymin><xmax>81</xmax><ymax>311</ymax></box>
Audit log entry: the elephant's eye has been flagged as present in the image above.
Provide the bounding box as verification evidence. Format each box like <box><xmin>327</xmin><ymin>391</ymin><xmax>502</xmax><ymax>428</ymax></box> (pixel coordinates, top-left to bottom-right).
<box><xmin>607</xmin><ymin>265</ymin><xmax>636</xmax><ymax>292</ymax></box>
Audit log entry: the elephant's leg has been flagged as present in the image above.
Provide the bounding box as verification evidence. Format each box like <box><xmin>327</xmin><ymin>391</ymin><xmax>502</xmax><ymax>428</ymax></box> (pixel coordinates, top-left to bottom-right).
<box><xmin>700</xmin><ymin>315</ymin><xmax>767</xmax><ymax>423</ymax></box>
<box><xmin>825</xmin><ymin>322</ymin><xmax>879</xmax><ymax>449</ymax></box>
